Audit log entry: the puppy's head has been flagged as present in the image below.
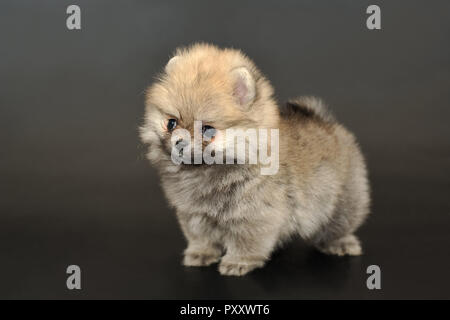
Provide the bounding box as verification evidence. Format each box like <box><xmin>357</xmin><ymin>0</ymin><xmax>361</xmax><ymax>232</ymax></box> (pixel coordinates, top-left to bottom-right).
<box><xmin>140</xmin><ymin>43</ymin><xmax>279</xmax><ymax>166</ymax></box>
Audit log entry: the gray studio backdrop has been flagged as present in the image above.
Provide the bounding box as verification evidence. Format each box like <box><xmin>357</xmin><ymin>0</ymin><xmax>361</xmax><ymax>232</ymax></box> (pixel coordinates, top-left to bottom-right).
<box><xmin>0</xmin><ymin>0</ymin><xmax>449</xmax><ymax>299</ymax></box>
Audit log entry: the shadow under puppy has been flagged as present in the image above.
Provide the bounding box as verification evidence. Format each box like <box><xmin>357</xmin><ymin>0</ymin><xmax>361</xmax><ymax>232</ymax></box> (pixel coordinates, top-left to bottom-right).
<box><xmin>140</xmin><ymin>43</ymin><xmax>370</xmax><ymax>276</ymax></box>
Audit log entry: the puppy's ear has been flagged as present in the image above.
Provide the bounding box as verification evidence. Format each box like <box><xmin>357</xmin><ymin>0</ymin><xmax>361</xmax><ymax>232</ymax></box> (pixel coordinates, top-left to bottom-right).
<box><xmin>231</xmin><ymin>67</ymin><xmax>255</xmax><ymax>108</ymax></box>
<box><xmin>165</xmin><ymin>56</ymin><xmax>180</xmax><ymax>73</ymax></box>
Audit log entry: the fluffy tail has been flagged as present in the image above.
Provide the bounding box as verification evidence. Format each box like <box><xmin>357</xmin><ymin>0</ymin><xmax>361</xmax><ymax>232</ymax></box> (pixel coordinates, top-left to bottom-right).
<box><xmin>283</xmin><ymin>96</ymin><xmax>335</xmax><ymax>123</ymax></box>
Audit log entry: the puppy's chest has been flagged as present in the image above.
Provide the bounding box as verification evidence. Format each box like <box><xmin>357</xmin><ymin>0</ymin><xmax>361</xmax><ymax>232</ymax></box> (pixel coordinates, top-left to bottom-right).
<box><xmin>162</xmin><ymin>169</ymin><xmax>251</xmax><ymax>215</ymax></box>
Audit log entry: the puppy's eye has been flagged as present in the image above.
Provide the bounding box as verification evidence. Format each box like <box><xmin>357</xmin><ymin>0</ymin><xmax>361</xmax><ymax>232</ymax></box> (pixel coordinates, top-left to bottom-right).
<box><xmin>167</xmin><ymin>119</ymin><xmax>177</xmax><ymax>131</ymax></box>
<box><xmin>202</xmin><ymin>125</ymin><xmax>216</xmax><ymax>139</ymax></box>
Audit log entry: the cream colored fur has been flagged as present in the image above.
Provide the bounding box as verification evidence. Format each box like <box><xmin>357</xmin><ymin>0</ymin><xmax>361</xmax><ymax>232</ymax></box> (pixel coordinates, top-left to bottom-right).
<box><xmin>140</xmin><ymin>43</ymin><xmax>370</xmax><ymax>276</ymax></box>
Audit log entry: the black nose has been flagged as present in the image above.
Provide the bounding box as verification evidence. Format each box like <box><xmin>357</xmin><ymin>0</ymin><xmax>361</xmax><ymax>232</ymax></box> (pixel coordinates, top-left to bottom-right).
<box><xmin>175</xmin><ymin>139</ymin><xmax>188</xmax><ymax>157</ymax></box>
<box><xmin>175</xmin><ymin>139</ymin><xmax>188</xmax><ymax>148</ymax></box>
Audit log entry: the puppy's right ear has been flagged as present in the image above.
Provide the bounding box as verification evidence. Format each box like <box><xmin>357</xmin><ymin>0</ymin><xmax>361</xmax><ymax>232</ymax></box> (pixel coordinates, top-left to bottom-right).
<box><xmin>230</xmin><ymin>67</ymin><xmax>256</xmax><ymax>109</ymax></box>
<box><xmin>165</xmin><ymin>56</ymin><xmax>180</xmax><ymax>73</ymax></box>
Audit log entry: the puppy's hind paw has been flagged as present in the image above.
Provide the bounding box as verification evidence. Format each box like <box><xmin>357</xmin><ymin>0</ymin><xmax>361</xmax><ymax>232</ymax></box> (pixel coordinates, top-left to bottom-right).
<box><xmin>218</xmin><ymin>259</ymin><xmax>264</xmax><ymax>276</ymax></box>
<box><xmin>317</xmin><ymin>234</ymin><xmax>362</xmax><ymax>256</ymax></box>
<box><xmin>183</xmin><ymin>251</ymin><xmax>221</xmax><ymax>267</ymax></box>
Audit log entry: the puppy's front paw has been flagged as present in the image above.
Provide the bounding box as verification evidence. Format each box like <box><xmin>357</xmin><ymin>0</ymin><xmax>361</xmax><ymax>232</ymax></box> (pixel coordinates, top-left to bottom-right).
<box><xmin>218</xmin><ymin>259</ymin><xmax>264</xmax><ymax>276</ymax></box>
<box><xmin>183</xmin><ymin>249</ymin><xmax>221</xmax><ymax>267</ymax></box>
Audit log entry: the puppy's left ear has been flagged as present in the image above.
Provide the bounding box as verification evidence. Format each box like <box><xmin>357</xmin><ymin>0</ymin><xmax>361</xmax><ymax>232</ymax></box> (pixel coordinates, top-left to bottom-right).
<box><xmin>165</xmin><ymin>56</ymin><xmax>180</xmax><ymax>74</ymax></box>
<box><xmin>231</xmin><ymin>67</ymin><xmax>255</xmax><ymax>108</ymax></box>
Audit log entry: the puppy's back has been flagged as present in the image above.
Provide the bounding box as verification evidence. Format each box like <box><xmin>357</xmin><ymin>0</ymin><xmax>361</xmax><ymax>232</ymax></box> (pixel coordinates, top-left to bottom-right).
<box><xmin>279</xmin><ymin>96</ymin><xmax>361</xmax><ymax>183</ymax></box>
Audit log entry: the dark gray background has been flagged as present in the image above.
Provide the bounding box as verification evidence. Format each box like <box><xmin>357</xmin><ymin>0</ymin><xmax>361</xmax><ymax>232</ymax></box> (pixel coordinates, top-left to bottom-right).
<box><xmin>1</xmin><ymin>0</ymin><xmax>449</xmax><ymax>299</ymax></box>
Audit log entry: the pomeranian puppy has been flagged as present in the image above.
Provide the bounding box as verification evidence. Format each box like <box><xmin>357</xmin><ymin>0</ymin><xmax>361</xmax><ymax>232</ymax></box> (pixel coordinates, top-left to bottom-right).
<box><xmin>140</xmin><ymin>43</ymin><xmax>370</xmax><ymax>276</ymax></box>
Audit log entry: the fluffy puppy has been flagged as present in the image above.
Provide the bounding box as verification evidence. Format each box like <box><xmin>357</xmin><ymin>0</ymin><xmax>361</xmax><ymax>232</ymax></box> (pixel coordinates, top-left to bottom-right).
<box><xmin>140</xmin><ymin>43</ymin><xmax>370</xmax><ymax>276</ymax></box>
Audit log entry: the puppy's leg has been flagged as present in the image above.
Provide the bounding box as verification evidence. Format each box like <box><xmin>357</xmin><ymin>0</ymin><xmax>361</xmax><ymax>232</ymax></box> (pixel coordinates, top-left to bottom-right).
<box><xmin>178</xmin><ymin>213</ymin><xmax>223</xmax><ymax>267</ymax></box>
<box><xmin>219</xmin><ymin>221</ymin><xmax>279</xmax><ymax>276</ymax></box>
<box><xmin>309</xmin><ymin>201</ymin><xmax>366</xmax><ymax>256</ymax></box>
<box><xmin>312</xmin><ymin>149</ymin><xmax>369</xmax><ymax>257</ymax></box>
<box><xmin>310</xmin><ymin>190</ymin><xmax>368</xmax><ymax>257</ymax></box>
